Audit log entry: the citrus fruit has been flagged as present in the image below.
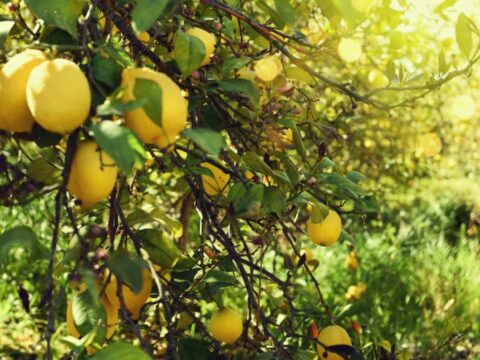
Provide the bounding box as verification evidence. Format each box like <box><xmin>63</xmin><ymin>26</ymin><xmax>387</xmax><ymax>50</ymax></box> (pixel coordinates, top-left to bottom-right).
<box><xmin>210</xmin><ymin>308</ymin><xmax>243</xmax><ymax>343</ymax></box>
<box><xmin>121</xmin><ymin>67</ymin><xmax>188</xmax><ymax>147</ymax></box>
<box><xmin>186</xmin><ymin>27</ymin><xmax>216</xmax><ymax>66</ymax></box>
<box><xmin>201</xmin><ymin>162</ymin><xmax>230</xmax><ymax>196</ymax></box>
<box><xmin>67</xmin><ymin>140</ymin><xmax>118</xmax><ymax>208</ymax></box>
<box><xmin>307</xmin><ymin>209</ymin><xmax>342</xmax><ymax>247</ymax></box>
<box><xmin>26</xmin><ymin>58</ymin><xmax>91</xmax><ymax>134</ymax></box>
<box><xmin>0</xmin><ymin>50</ymin><xmax>47</xmax><ymax>132</ymax></box>
<box><xmin>104</xmin><ymin>268</ymin><xmax>152</xmax><ymax>320</ymax></box>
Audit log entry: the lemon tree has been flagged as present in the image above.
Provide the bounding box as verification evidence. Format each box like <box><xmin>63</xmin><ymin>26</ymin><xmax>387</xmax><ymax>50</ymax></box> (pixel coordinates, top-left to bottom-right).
<box><xmin>0</xmin><ymin>0</ymin><xmax>479</xmax><ymax>359</ymax></box>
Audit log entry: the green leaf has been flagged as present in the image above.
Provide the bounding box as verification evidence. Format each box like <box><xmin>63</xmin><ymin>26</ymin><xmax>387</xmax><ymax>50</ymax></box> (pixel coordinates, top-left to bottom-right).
<box><xmin>217</xmin><ymin>79</ymin><xmax>260</xmax><ymax>108</ymax></box>
<box><xmin>274</xmin><ymin>0</ymin><xmax>296</xmax><ymax>25</ymax></box>
<box><xmin>320</xmin><ymin>173</ymin><xmax>366</xmax><ymax>199</ymax></box>
<box><xmin>92</xmin><ymin>54</ymin><xmax>123</xmax><ymax>90</ymax></box>
<box><xmin>262</xmin><ymin>186</ymin><xmax>286</xmax><ymax>217</ymax></box>
<box><xmin>107</xmin><ymin>252</ymin><xmax>148</xmax><ymax>294</ymax></box>
<box><xmin>178</xmin><ymin>338</ymin><xmax>211</xmax><ymax>360</ymax></box>
<box><xmin>174</xmin><ymin>30</ymin><xmax>206</xmax><ymax>77</ymax></box>
<box><xmin>355</xmin><ymin>194</ymin><xmax>379</xmax><ymax>213</ymax></box>
<box><xmin>105</xmin><ymin>40</ymin><xmax>134</xmax><ymax>67</ymax></box>
<box><xmin>386</xmin><ymin>60</ymin><xmax>396</xmax><ymax>82</ymax></box>
<box><xmin>0</xmin><ymin>226</ymin><xmax>49</xmax><ymax>268</ymax></box>
<box><xmin>0</xmin><ymin>20</ymin><xmax>14</xmax><ymax>49</ymax></box>
<box><xmin>134</xmin><ymin>78</ymin><xmax>163</xmax><ymax>127</ymax></box>
<box><xmin>221</xmin><ymin>56</ymin><xmax>251</xmax><ymax>77</ymax></box>
<box><xmin>456</xmin><ymin>13</ymin><xmax>474</xmax><ymax>59</ymax></box>
<box><xmin>131</xmin><ymin>0</ymin><xmax>170</xmax><ymax>33</ymax></box>
<box><xmin>310</xmin><ymin>202</ymin><xmax>329</xmax><ymax>224</ymax></box>
<box><xmin>279</xmin><ymin>118</ymin><xmax>306</xmax><ymax>160</ymax></box>
<box><xmin>72</xmin><ymin>290</ymin><xmax>106</xmax><ymax>341</ymax></box>
<box><xmin>230</xmin><ymin>183</ymin><xmax>264</xmax><ymax>218</ymax></box>
<box><xmin>126</xmin><ymin>209</ymin><xmax>156</xmax><ymax>227</ymax></box>
<box><xmin>241</xmin><ymin>152</ymin><xmax>290</xmax><ymax>184</ymax></box>
<box><xmin>92</xmin><ymin>121</ymin><xmax>146</xmax><ymax>175</ymax></box>
<box><xmin>182</xmin><ymin>128</ymin><xmax>226</xmax><ymax>159</ymax></box>
<box><xmin>24</xmin><ymin>0</ymin><xmax>87</xmax><ymax>38</ymax></box>
<box><xmin>438</xmin><ymin>50</ymin><xmax>449</xmax><ymax>74</ymax></box>
<box><xmin>257</xmin><ymin>0</ymin><xmax>286</xmax><ymax>28</ymax></box>
<box><xmin>27</xmin><ymin>158</ymin><xmax>61</xmax><ymax>186</ymax></box>
<box><xmin>97</xmin><ymin>97</ymin><xmax>145</xmax><ymax>117</ymax></box>
<box><xmin>136</xmin><ymin>229</ymin><xmax>182</xmax><ymax>269</ymax></box>
<box><xmin>90</xmin><ymin>342</ymin><xmax>151</xmax><ymax>360</ymax></box>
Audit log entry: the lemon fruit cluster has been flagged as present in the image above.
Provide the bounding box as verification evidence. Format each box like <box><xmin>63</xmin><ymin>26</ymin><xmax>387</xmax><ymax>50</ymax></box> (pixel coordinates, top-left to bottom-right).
<box><xmin>307</xmin><ymin>209</ymin><xmax>342</xmax><ymax>247</ymax></box>
<box><xmin>0</xmin><ymin>50</ymin><xmax>91</xmax><ymax>134</ymax></box>
<box><xmin>121</xmin><ymin>67</ymin><xmax>188</xmax><ymax>148</ymax></box>
<box><xmin>67</xmin><ymin>140</ymin><xmax>118</xmax><ymax>208</ymax></box>
<box><xmin>316</xmin><ymin>325</ymin><xmax>352</xmax><ymax>360</ymax></box>
<box><xmin>185</xmin><ymin>27</ymin><xmax>216</xmax><ymax>66</ymax></box>
<box><xmin>200</xmin><ymin>162</ymin><xmax>230</xmax><ymax>196</ymax></box>
<box><xmin>210</xmin><ymin>308</ymin><xmax>243</xmax><ymax>343</ymax></box>
<box><xmin>103</xmin><ymin>268</ymin><xmax>153</xmax><ymax>320</ymax></box>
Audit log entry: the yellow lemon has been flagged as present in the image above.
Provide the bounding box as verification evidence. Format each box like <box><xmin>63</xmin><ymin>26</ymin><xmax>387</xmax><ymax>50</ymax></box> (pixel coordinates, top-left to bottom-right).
<box><xmin>307</xmin><ymin>209</ymin><xmax>342</xmax><ymax>247</ymax></box>
<box><xmin>255</xmin><ymin>56</ymin><xmax>282</xmax><ymax>82</ymax></box>
<box><xmin>137</xmin><ymin>31</ymin><xmax>150</xmax><ymax>43</ymax></box>
<box><xmin>67</xmin><ymin>140</ymin><xmax>118</xmax><ymax>208</ymax></box>
<box><xmin>368</xmin><ymin>69</ymin><xmax>388</xmax><ymax>89</ymax></box>
<box><xmin>26</xmin><ymin>58</ymin><xmax>91</xmax><ymax>134</ymax></box>
<box><xmin>66</xmin><ymin>292</ymin><xmax>118</xmax><ymax>344</ymax></box>
<box><xmin>345</xmin><ymin>251</ymin><xmax>359</xmax><ymax>271</ymax></box>
<box><xmin>452</xmin><ymin>94</ymin><xmax>476</xmax><ymax>120</ymax></box>
<box><xmin>316</xmin><ymin>325</ymin><xmax>352</xmax><ymax>360</ymax></box>
<box><xmin>337</xmin><ymin>38</ymin><xmax>362</xmax><ymax>63</ymax></box>
<box><xmin>201</xmin><ymin>162</ymin><xmax>230</xmax><ymax>196</ymax></box>
<box><xmin>210</xmin><ymin>308</ymin><xmax>243</xmax><ymax>343</ymax></box>
<box><xmin>416</xmin><ymin>133</ymin><xmax>442</xmax><ymax>157</ymax></box>
<box><xmin>0</xmin><ymin>50</ymin><xmax>47</xmax><ymax>132</ymax></box>
<box><xmin>121</xmin><ymin>67</ymin><xmax>188</xmax><ymax>147</ymax></box>
<box><xmin>186</xmin><ymin>27</ymin><xmax>216</xmax><ymax>66</ymax></box>
<box><xmin>104</xmin><ymin>268</ymin><xmax>152</xmax><ymax>320</ymax></box>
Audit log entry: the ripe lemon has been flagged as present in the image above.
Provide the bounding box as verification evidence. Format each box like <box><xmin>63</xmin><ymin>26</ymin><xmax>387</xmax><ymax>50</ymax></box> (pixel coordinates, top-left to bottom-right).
<box><xmin>452</xmin><ymin>94</ymin><xmax>476</xmax><ymax>120</ymax></box>
<box><xmin>337</xmin><ymin>38</ymin><xmax>362</xmax><ymax>63</ymax></box>
<box><xmin>186</xmin><ymin>27</ymin><xmax>216</xmax><ymax>66</ymax></box>
<box><xmin>210</xmin><ymin>308</ymin><xmax>243</xmax><ymax>343</ymax></box>
<box><xmin>67</xmin><ymin>140</ymin><xmax>118</xmax><ymax>208</ymax></box>
<box><xmin>121</xmin><ymin>67</ymin><xmax>188</xmax><ymax>147</ymax></box>
<box><xmin>307</xmin><ymin>209</ymin><xmax>342</xmax><ymax>247</ymax></box>
<box><xmin>316</xmin><ymin>325</ymin><xmax>352</xmax><ymax>360</ymax></box>
<box><xmin>66</xmin><ymin>292</ymin><xmax>118</xmax><ymax>350</ymax></box>
<box><xmin>345</xmin><ymin>251</ymin><xmax>359</xmax><ymax>271</ymax></box>
<box><xmin>104</xmin><ymin>268</ymin><xmax>152</xmax><ymax>320</ymax></box>
<box><xmin>255</xmin><ymin>55</ymin><xmax>282</xmax><ymax>82</ymax></box>
<box><xmin>368</xmin><ymin>69</ymin><xmax>388</xmax><ymax>89</ymax></box>
<box><xmin>26</xmin><ymin>58</ymin><xmax>91</xmax><ymax>134</ymax></box>
<box><xmin>0</xmin><ymin>50</ymin><xmax>47</xmax><ymax>132</ymax></box>
<box><xmin>416</xmin><ymin>133</ymin><xmax>442</xmax><ymax>157</ymax></box>
<box><xmin>201</xmin><ymin>162</ymin><xmax>230</xmax><ymax>196</ymax></box>
<box><xmin>137</xmin><ymin>31</ymin><xmax>150</xmax><ymax>43</ymax></box>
